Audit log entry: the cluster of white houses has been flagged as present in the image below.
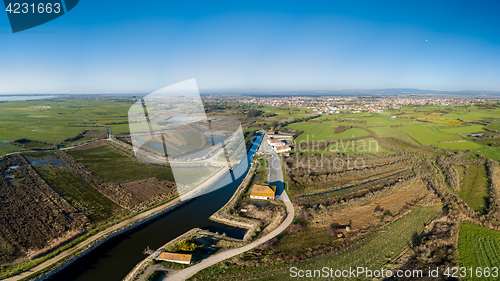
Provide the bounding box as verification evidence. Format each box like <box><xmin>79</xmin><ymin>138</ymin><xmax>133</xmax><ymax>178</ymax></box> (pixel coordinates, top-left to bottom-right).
<box><xmin>266</xmin><ymin>130</ymin><xmax>293</xmax><ymax>154</ymax></box>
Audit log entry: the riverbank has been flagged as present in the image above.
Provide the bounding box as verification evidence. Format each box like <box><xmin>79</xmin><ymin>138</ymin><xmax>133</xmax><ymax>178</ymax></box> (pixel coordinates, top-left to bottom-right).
<box><xmin>122</xmin><ymin>227</ymin><xmax>246</xmax><ymax>281</ymax></box>
<box><xmin>13</xmin><ymin>131</ymin><xmax>264</xmax><ymax>281</ymax></box>
<box><xmin>208</xmin><ymin>161</ymin><xmax>259</xmax><ymax>241</ymax></box>
<box><xmin>166</xmin><ymin>148</ymin><xmax>294</xmax><ymax>281</ymax></box>
<box><xmin>121</xmin><ymin>133</ymin><xmax>267</xmax><ymax>281</ymax></box>
<box><xmin>4</xmin><ymin>196</ymin><xmax>191</xmax><ymax>281</ymax></box>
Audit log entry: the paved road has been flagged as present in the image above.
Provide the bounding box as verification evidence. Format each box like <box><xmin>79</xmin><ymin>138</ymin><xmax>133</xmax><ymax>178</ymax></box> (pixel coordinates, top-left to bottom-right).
<box><xmin>166</xmin><ymin>141</ymin><xmax>294</xmax><ymax>281</ymax></box>
<box><xmin>258</xmin><ymin>132</ymin><xmax>275</xmax><ymax>155</ymax></box>
<box><xmin>268</xmin><ymin>153</ymin><xmax>289</xmax><ymax>202</ymax></box>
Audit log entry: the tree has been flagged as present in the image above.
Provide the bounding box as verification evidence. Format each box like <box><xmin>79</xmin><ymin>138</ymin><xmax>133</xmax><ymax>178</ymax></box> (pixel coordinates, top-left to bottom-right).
<box><xmin>247</xmin><ymin>109</ymin><xmax>263</xmax><ymax>117</ymax></box>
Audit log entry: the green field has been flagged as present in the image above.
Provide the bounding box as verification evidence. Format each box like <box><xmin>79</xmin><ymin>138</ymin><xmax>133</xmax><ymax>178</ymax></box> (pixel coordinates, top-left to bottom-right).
<box><xmin>398</xmin><ymin>124</ymin><xmax>482</xmax><ymax>150</ymax></box>
<box><xmin>488</xmin><ymin>120</ymin><xmax>500</xmax><ymax>132</ymax></box>
<box><xmin>339</xmin><ymin>114</ymin><xmax>405</xmax><ymax>126</ymax></box>
<box><xmin>398</xmin><ymin>125</ymin><xmax>464</xmax><ymax>145</ymax></box>
<box><xmin>458</xmin><ymin>222</ymin><xmax>500</xmax><ymax>281</ymax></box>
<box><xmin>287</xmin><ymin>122</ymin><xmax>369</xmax><ymax>142</ymax></box>
<box><xmin>437</xmin><ymin>141</ymin><xmax>483</xmax><ymax>150</ymax></box>
<box><xmin>369</xmin><ymin>126</ymin><xmax>419</xmax><ymax>144</ymax></box>
<box><xmin>386</xmin><ymin>138</ymin><xmax>446</xmax><ymax>156</ymax></box>
<box><xmin>28</xmin><ymin>153</ymin><xmax>124</xmax><ymax>222</ymax></box>
<box><xmin>0</xmin><ymin>142</ymin><xmax>25</xmax><ymax>155</ymax></box>
<box><xmin>454</xmin><ymin>164</ymin><xmax>489</xmax><ymax>213</ymax></box>
<box><xmin>441</xmin><ymin>108</ymin><xmax>500</xmax><ymax>121</ymax></box>
<box><xmin>68</xmin><ymin>145</ymin><xmax>175</xmax><ymax>183</ymax></box>
<box><xmin>262</xmin><ymin>106</ymin><xmax>317</xmax><ymax>119</ymax></box>
<box><xmin>478</xmin><ymin>147</ymin><xmax>500</xmax><ymax>161</ymax></box>
<box><xmin>326</xmin><ymin>138</ymin><xmax>393</xmax><ymax>155</ymax></box>
<box><xmin>0</xmin><ymin>98</ymin><xmax>133</xmax><ymax>145</ymax></box>
<box><xmin>461</xmin><ymin>145</ymin><xmax>500</xmax><ymax>162</ymax></box>
<box><xmin>190</xmin><ymin>205</ymin><xmax>441</xmax><ymax>281</ymax></box>
<box><xmin>440</xmin><ymin>124</ymin><xmax>486</xmax><ymax>134</ymax></box>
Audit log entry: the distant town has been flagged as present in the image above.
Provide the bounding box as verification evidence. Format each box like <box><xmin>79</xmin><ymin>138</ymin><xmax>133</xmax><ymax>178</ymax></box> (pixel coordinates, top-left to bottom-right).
<box><xmin>203</xmin><ymin>95</ymin><xmax>494</xmax><ymax>115</ymax></box>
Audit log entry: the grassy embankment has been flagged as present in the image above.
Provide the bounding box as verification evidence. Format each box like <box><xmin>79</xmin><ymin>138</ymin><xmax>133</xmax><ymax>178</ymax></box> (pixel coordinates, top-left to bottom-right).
<box><xmin>453</xmin><ymin>164</ymin><xmax>489</xmax><ymax>213</ymax></box>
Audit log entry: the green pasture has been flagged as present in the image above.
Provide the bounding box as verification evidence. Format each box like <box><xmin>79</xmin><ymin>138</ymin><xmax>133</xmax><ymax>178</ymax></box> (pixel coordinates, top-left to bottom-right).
<box><xmin>287</xmin><ymin>122</ymin><xmax>369</xmax><ymax>142</ymax></box>
<box><xmin>397</xmin><ymin>124</ymin><xmax>481</xmax><ymax>149</ymax></box>
<box><xmin>0</xmin><ymin>142</ymin><xmax>25</xmax><ymax>155</ymax></box>
<box><xmin>385</xmin><ymin>138</ymin><xmax>446</xmax><ymax>156</ymax></box>
<box><xmin>369</xmin><ymin>126</ymin><xmax>419</xmax><ymax>144</ymax></box>
<box><xmin>454</xmin><ymin>164</ymin><xmax>489</xmax><ymax>213</ymax></box>
<box><xmin>440</xmin><ymin>109</ymin><xmax>500</xmax><ymax>121</ymax></box>
<box><xmin>440</xmin><ymin>124</ymin><xmax>486</xmax><ymax>134</ymax></box>
<box><xmin>28</xmin><ymin>153</ymin><xmax>123</xmax><ymax>222</ymax></box>
<box><xmin>436</xmin><ymin>141</ymin><xmax>483</xmax><ymax>150</ymax></box>
<box><xmin>262</xmin><ymin>106</ymin><xmax>316</xmax><ymax>119</ymax></box>
<box><xmin>0</xmin><ymin>98</ymin><xmax>133</xmax><ymax>145</ymax></box>
<box><xmin>326</xmin><ymin>138</ymin><xmax>393</xmax><ymax>155</ymax></box>
<box><xmin>487</xmin><ymin>120</ymin><xmax>500</xmax><ymax>132</ymax></box>
<box><xmin>68</xmin><ymin>145</ymin><xmax>174</xmax><ymax>183</ymax></box>
<box><xmin>458</xmin><ymin>222</ymin><xmax>500</xmax><ymax>281</ymax></box>
<box><xmin>338</xmin><ymin>114</ymin><xmax>404</xmax><ymax>126</ymax></box>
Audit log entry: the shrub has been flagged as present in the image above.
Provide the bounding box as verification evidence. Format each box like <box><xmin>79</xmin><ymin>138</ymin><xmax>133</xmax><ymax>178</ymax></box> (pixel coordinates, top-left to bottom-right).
<box><xmin>287</xmin><ymin>224</ymin><xmax>304</xmax><ymax>233</ymax></box>
<box><xmin>176</xmin><ymin>240</ymin><xmax>197</xmax><ymax>252</ymax></box>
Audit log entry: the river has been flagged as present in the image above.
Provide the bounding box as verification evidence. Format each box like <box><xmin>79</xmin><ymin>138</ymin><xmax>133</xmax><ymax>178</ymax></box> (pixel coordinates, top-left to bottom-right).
<box><xmin>47</xmin><ymin>133</ymin><xmax>263</xmax><ymax>281</ymax></box>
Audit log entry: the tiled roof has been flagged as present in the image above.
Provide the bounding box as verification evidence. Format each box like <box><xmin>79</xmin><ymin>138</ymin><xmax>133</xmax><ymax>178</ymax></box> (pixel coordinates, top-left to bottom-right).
<box><xmin>251</xmin><ymin>185</ymin><xmax>276</xmax><ymax>197</ymax></box>
<box><xmin>158</xmin><ymin>252</ymin><xmax>192</xmax><ymax>262</ymax></box>
<box><xmin>276</xmin><ymin>145</ymin><xmax>291</xmax><ymax>151</ymax></box>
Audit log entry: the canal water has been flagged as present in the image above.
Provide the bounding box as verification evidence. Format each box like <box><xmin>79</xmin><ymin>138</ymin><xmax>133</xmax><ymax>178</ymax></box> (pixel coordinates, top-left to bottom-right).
<box><xmin>48</xmin><ymin>133</ymin><xmax>263</xmax><ymax>281</ymax></box>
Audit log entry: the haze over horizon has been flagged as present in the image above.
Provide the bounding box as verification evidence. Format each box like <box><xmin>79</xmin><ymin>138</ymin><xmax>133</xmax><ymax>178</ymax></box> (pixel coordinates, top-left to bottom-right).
<box><xmin>2</xmin><ymin>1</ymin><xmax>500</xmax><ymax>94</ymax></box>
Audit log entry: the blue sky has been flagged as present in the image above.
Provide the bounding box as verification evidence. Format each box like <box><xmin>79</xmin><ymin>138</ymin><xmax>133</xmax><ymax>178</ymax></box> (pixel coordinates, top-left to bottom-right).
<box><xmin>1</xmin><ymin>0</ymin><xmax>500</xmax><ymax>94</ymax></box>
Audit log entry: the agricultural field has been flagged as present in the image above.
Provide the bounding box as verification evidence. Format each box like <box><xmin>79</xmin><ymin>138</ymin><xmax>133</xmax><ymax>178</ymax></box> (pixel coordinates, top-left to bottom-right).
<box><xmin>398</xmin><ymin>125</ymin><xmax>464</xmax><ymax>145</ymax></box>
<box><xmin>0</xmin><ymin>142</ymin><xmax>25</xmax><ymax>155</ymax></box>
<box><xmin>0</xmin><ymin>97</ymin><xmax>133</xmax><ymax>146</ymax></box>
<box><xmin>440</xmin><ymin>108</ymin><xmax>500</xmax><ymax>121</ymax></box>
<box><xmin>339</xmin><ymin>114</ymin><xmax>406</xmax><ymax>126</ymax></box>
<box><xmin>4</xmin><ymin>97</ymin><xmax>500</xmax><ymax>280</ymax></box>
<box><xmin>478</xmin><ymin>147</ymin><xmax>500</xmax><ymax>161</ymax></box>
<box><xmin>0</xmin><ymin>154</ymin><xmax>89</xmax><ymax>264</ymax></box>
<box><xmin>487</xmin><ymin>120</ymin><xmax>500</xmax><ymax>132</ymax></box>
<box><xmin>326</xmin><ymin>138</ymin><xmax>393</xmax><ymax>155</ymax></box>
<box><xmin>398</xmin><ymin>124</ymin><xmax>483</xmax><ymax>149</ymax></box>
<box><xmin>68</xmin><ymin>145</ymin><xmax>175</xmax><ymax>183</ymax></box>
<box><xmin>286</xmin><ymin>122</ymin><xmax>369</xmax><ymax>142</ymax></box>
<box><xmin>368</xmin><ymin>126</ymin><xmax>419</xmax><ymax>144</ymax></box>
<box><xmin>385</xmin><ymin>138</ymin><xmax>446</xmax><ymax>156</ymax></box>
<box><xmin>458</xmin><ymin>222</ymin><xmax>500</xmax><ymax>281</ymax></box>
<box><xmin>454</xmin><ymin>164</ymin><xmax>490</xmax><ymax>213</ymax></box>
<box><xmin>189</xmin><ymin>205</ymin><xmax>441</xmax><ymax>281</ymax></box>
<box><xmin>440</xmin><ymin>124</ymin><xmax>486</xmax><ymax>135</ymax></box>
<box><xmin>324</xmin><ymin>177</ymin><xmax>430</xmax><ymax>230</ymax></box>
<box><xmin>294</xmin><ymin>138</ymin><xmax>393</xmax><ymax>156</ymax></box>
<box><xmin>27</xmin><ymin>152</ymin><xmax>124</xmax><ymax>222</ymax></box>
<box><xmin>261</xmin><ymin>106</ymin><xmax>316</xmax><ymax>119</ymax></box>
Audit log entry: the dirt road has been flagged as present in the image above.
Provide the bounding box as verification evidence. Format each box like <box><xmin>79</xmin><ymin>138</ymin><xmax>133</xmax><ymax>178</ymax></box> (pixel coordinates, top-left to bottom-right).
<box><xmin>166</xmin><ymin>143</ymin><xmax>294</xmax><ymax>281</ymax></box>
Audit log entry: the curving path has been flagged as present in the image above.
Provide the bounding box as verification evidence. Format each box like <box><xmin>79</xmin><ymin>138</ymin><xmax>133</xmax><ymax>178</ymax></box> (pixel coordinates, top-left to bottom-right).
<box><xmin>166</xmin><ymin>140</ymin><xmax>294</xmax><ymax>281</ymax></box>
